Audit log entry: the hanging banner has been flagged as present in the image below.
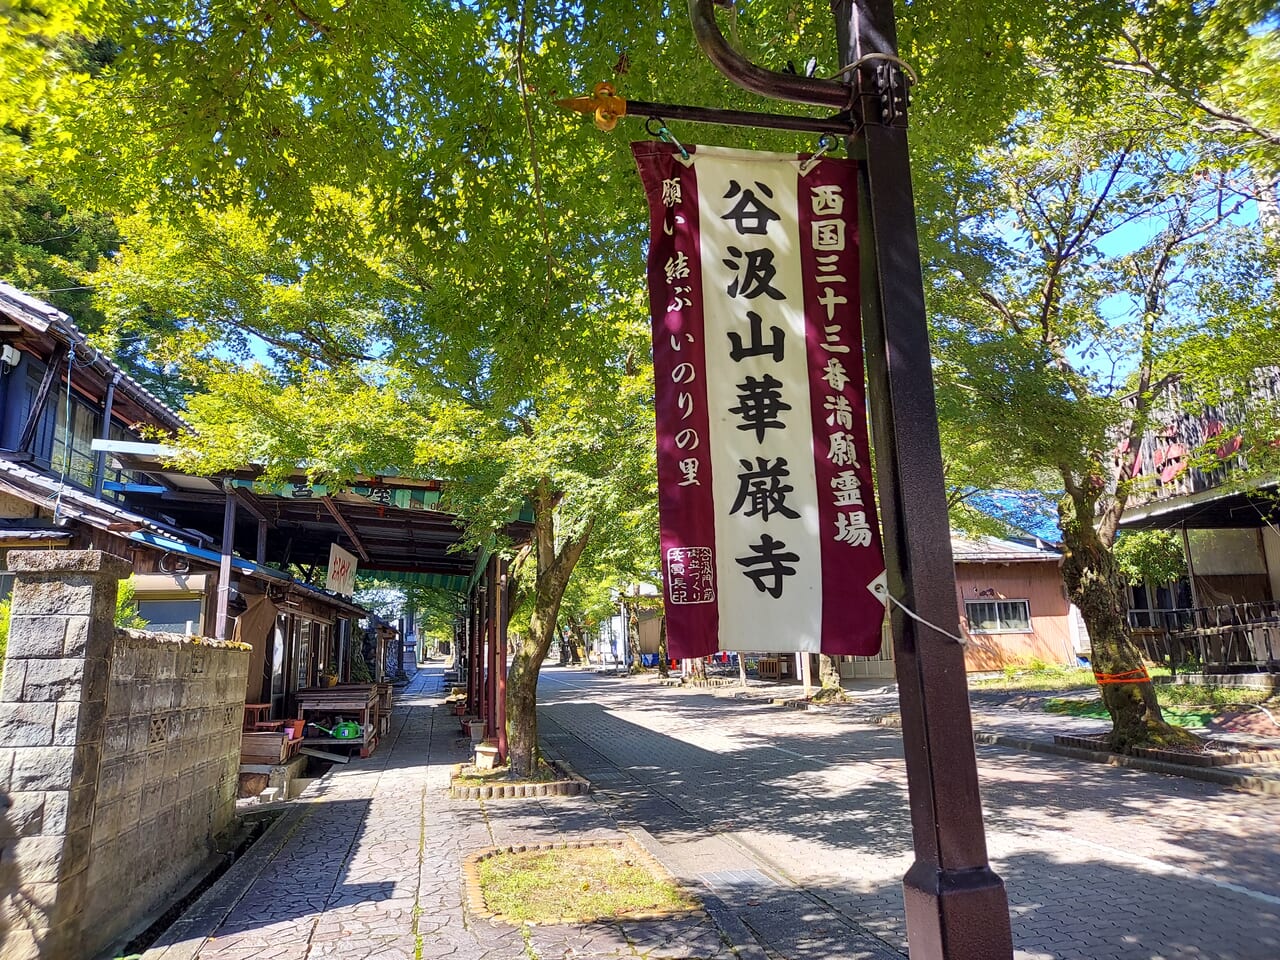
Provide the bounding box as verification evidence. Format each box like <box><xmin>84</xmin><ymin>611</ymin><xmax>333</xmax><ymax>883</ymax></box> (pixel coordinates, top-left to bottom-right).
<box><xmin>633</xmin><ymin>142</ymin><xmax>886</xmax><ymax>659</ymax></box>
<box><xmin>326</xmin><ymin>542</ymin><xmax>358</xmax><ymax>597</ymax></box>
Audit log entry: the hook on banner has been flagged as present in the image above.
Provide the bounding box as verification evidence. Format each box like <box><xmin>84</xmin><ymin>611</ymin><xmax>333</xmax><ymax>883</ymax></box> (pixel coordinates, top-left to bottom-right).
<box><xmin>798</xmin><ymin>134</ymin><xmax>837</xmax><ymax>176</ymax></box>
<box><xmin>645</xmin><ymin>116</ymin><xmax>689</xmax><ymax>160</ymax></box>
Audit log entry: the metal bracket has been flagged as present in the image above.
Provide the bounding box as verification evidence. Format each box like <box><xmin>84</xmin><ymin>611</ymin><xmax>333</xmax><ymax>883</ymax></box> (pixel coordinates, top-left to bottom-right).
<box><xmin>873</xmin><ymin>60</ymin><xmax>910</xmax><ymax>126</ymax></box>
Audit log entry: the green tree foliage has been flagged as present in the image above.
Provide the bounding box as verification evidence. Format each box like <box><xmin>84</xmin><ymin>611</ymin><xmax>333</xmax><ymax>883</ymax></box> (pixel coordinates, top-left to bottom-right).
<box><xmin>931</xmin><ymin>54</ymin><xmax>1277</xmax><ymax>746</ymax></box>
<box><xmin>1113</xmin><ymin>531</ymin><xmax>1189</xmax><ymax>588</ymax></box>
<box><xmin>0</xmin><ymin>9</ymin><xmax>118</xmax><ymax>328</ymax></box>
<box><xmin>17</xmin><ymin>0</ymin><xmax>1274</xmax><ymax>763</ymax></box>
<box><xmin>0</xmin><ymin>177</ymin><xmax>118</xmax><ymax>321</ymax></box>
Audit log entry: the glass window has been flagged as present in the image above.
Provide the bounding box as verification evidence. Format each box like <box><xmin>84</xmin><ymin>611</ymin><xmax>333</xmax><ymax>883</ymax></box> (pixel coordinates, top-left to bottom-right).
<box><xmin>100</xmin><ymin>421</ymin><xmax>147</xmax><ymax>501</ymax></box>
<box><xmin>137</xmin><ymin>598</ymin><xmax>203</xmax><ymax>634</ymax></box>
<box><xmin>48</xmin><ymin>391</ymin><xmax>101</xmax><ymax>489</ymax></box>
<box><xmin>964</xmin><ymin>599</ymin><xmax>1032</xmax><ymax>634</ymax></box>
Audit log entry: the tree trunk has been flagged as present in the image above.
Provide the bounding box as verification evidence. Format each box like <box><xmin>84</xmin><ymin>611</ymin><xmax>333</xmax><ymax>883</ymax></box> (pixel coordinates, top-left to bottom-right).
<box><xmin>565</xmin><ymin>619</ymin><xmax>586</xmax><ymax>665</ymax></box>
<box><xmin>685</xmin><ymin>657</ymin><xmax>707</xmax><ymax>683</ymax></box>
<box><xmin>657</xmin><ymin>615</ymin><xmax>670</xmax><ymax>678</ymax></box>
<box><xmin>1059</xmin><ymin>491</ymin><xmax>1196</xmax><ymax>750</ymax></box>
<box><xmin>627</xmin><ymin>601</ymin><xmax>644</xmax><ymax>673</ymax></box>
<box><xmin>812</xmin><ymin>654</ymin><xmax>847</xmax><ymax>702</ymax></box>
<box><xmin>504</xmin><ymin>482</ymin><xmax>595</xmax><ymax>778</ymax></box>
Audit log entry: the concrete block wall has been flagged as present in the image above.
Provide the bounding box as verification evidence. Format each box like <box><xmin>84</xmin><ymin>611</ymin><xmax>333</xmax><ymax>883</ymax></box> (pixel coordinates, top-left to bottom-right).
<box><xmin>85</xmin><ymin>630</ymin><xmax>249</xmax><ymax>950</ymax></box>
<box><xmin>0</xmin><ymin>550</ymin><xmax>249</xmax><ymax>960</ymax></box>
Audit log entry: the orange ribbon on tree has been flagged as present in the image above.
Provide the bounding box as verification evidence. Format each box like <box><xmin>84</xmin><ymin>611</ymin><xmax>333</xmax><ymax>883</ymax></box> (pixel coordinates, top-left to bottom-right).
<box><xmin>1093</xmin><ymin>667</ymin><xmax>1151</xmax><ymax>685</ymax></box>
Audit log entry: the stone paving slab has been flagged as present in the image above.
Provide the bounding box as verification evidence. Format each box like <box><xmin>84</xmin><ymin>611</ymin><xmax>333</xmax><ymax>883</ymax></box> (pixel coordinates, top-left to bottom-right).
<box><xmin>537</xmin><ymin>667</ymin><xmax>1280</xmax><ymax>960</ymax></box>
<box><xmin>142</xmin><ymin>664</ymin><xmax>1280</xmax><ymax>960</ymax></box>
<box><xmin>142</xmin><ymin>667</ymin><xmax>758</xmax><ymax>960</ymax></box>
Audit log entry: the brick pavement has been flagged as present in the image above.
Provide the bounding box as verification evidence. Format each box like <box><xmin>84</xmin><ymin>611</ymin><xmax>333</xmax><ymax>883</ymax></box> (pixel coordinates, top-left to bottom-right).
<box><xmin>142</xmin><ymin>669</ymin><xmax>746</xmax><ymax>960</ymax></box>
<box><xmin>143</xmin><ymin>666</ymin><xmax>1280</xmax><ymax>960</ymax></box>
<box><xmin>537</xmin><ymin>669</ymin><xmax>1280</xmax><ymax>960</ymax></box>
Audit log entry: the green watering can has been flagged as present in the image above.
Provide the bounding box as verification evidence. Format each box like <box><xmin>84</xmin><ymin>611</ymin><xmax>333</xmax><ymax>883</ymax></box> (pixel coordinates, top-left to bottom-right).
<box><xmin>313</xmin><ymin>719</ymin><xmax>363</xmax><ymax>740</ymax></box>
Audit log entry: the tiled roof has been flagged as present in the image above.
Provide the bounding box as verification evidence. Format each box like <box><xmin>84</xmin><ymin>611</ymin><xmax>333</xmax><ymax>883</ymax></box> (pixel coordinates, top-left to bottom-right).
<box><xmin>0</xmin><ymin>282</ymin><xmax>186</xmax><ymax>432</ymax></box>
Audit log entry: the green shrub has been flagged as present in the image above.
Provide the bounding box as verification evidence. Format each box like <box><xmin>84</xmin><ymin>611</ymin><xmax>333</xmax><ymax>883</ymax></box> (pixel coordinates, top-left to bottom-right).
<box><xmin>115</xmin><ymin>576</ymin><xmax>147</xmax><ymax>629</ymax></box>
<box><xmin>0</xmin><ymin>596</ymin><xmax>9</xmax><ymax>675</ymax></box>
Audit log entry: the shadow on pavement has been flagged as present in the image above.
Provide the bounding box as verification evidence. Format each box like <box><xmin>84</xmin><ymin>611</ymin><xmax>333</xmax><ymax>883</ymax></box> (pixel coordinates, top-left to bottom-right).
<box><xmin>538</xmin><ymin>670</ymin><xmax>1280</xmax><ymax>960</ymax></box>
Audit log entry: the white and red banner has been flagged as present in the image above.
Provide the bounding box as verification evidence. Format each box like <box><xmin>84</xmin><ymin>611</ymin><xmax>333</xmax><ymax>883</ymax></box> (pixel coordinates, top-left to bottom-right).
<box><xmin>634</xmin><ymin>142</ymin><xmax>886</xmax><ymax>659</ymax></box>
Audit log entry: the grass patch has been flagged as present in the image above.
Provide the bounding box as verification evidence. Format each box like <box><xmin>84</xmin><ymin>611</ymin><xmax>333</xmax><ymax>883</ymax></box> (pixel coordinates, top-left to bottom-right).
<box><xmin>969</xmin><ymin>660</ymin><xmax>1199</xmax><ymax>693</ymax></box>
<box><xmin>1156</xmin><ymin>683</ymin><xmax>1275</xmax><ymax>709</ymax></box>
<box><xmin>475</xmin><ymin>844</ymin><xmax>696</xmax><ymax>923</ymax></box>
<box><xmin>969</xmin><ymin>664</ymin><xmax>1098</xmax><ymax>692</ymax></box>
<box><xmin>1044</xmin><ymin>697</ymin><xmax>1216</xmax><ymax>728</ymax></box>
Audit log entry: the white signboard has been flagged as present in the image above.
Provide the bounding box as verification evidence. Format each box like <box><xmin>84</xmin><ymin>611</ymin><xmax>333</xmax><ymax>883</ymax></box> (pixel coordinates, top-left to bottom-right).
<box><xmin>326</xmin><ymin>543</ymin><xmax>358</xmax><ymax>597</ymax></box>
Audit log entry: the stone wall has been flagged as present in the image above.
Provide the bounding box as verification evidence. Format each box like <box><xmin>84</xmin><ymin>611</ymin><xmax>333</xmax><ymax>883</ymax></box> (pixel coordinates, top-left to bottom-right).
<box><xmin>0</xmin><ymin>550</ymin><xmax>249</xmax><ymax>960</ymax></box>
<box><xmin>85</xmin><ymin>630</ymin><xmax>248</xmax><ymax>950</ymax></box>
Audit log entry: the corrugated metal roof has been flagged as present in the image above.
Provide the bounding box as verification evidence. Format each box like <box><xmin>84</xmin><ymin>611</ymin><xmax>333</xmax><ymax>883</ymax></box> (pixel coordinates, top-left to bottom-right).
<box><xmin>950</xmin><ymin>535</ymin><xmax>1061</xmax><ymax>563</ymax></box>
<box><xmin>0</xmin><ymin>529</ymin><xmax>73</xmax><ymax>542</ymax></box>
<box><xmin>0</xmin><ymin>457</ymin><xmax>173</xmax><ymax>537</ymax></box>
<box><xmin>127</xmin><ymin>530</ymin><xmax>369</xmax><ymax>617</ymax></box>
<box><xmin>0</xmin><ymin>458</ymin><xmax>367</xmax><ymax>616</ymax></box>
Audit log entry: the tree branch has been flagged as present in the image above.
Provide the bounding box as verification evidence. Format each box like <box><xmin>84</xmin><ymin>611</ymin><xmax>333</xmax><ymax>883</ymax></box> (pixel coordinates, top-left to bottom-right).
<box><xmin>1104</xmin><ymin>33</ymin><xmax>1280</xmax><ymax>149</ymax></box>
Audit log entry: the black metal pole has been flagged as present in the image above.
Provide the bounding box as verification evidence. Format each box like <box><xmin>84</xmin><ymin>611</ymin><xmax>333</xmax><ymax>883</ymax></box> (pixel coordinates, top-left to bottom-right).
<box><xmin>835</xmin><ymin>1</ymin><xmax>1015</xmax><ymax>956</ymax></box>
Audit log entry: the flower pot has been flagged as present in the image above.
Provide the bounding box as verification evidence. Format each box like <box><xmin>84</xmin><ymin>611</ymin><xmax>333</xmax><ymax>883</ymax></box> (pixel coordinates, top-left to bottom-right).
<box><xmin>474</xmin><ymin>742</ymin><xmax>500</xmax><ymax>771</ymax></box>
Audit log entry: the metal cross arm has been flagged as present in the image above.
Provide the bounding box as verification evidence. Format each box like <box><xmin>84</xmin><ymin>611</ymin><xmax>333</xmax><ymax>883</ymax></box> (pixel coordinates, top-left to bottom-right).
<box><xmin>555</xmin><ymin>82</ymin><xmax>855</xmax><ymax>137</ymax></box>
<box><xmin>689</xmin><ymin>0</ymin><xmax>853</xmax><ymax>109</ymax></box>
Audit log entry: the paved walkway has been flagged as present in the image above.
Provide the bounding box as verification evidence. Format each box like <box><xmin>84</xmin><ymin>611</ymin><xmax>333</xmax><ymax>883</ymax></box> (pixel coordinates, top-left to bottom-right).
<box><xmin>540</xmin><ymin>669</ymin><xmax>1280</xmax><ymax>960</ymax></box>
<box><xmin>144</xmin><ymin>666</ymin><xmax>1280</xmax><ymax>960</ymax></box>
<box><xmin>143</xmin><ymin>669</ymin><xmax>740</xmax><ymax>960</ymax></box>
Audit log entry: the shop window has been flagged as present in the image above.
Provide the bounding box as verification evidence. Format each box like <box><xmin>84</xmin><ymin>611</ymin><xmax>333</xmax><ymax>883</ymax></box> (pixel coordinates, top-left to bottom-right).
<box><xmin>964</xmin><ymin>599</ymin><xmax>1032</xmax><ymax>634</ymax></box>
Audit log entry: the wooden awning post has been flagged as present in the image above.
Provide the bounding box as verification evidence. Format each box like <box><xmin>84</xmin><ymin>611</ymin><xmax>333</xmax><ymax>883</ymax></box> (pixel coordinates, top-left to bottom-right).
<box><xmin>485</xmin><ymin>554</ymin><xmax>499</xmax><ymax>745</ymax></box>
<box><xmin>467</xmin><ymin>590</ymin><xmax>480</xmax><ymax>716</ymax></box>
<box><xmin>496</xmin><ymin>556</ymin><xmax>510</xmax><ymax>763</ymax></box>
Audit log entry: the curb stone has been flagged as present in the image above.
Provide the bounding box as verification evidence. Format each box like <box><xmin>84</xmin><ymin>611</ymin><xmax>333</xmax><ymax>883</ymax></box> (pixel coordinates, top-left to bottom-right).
<box><xmin>1052</xmin><ymin>732</ymin><xmax>1280</xmax><ymax>766</ymax></box>
<box><xmin>140</xmin><ymin>801</ymin><xmax>315</xmax><ymax>960</ymax></box>
<box><xmin>973</xmin><ymin>731</ymin><xmax>1280</xmax><ymax>796</ymax></box>
<box><xmin>878</xmin><ymin>712</ymin><xmax>1280</xmax><ymax>797</ymax></box>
